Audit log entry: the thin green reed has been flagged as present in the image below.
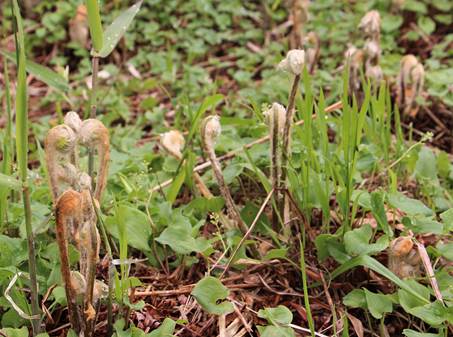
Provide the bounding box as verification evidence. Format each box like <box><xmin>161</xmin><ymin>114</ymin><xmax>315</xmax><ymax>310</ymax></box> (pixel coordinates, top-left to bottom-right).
<box><xmin>340</xmin><ymin>71</ymin><xmax>370</xmax><ymax>232</ymax></box>
<box><xmin>85</xmin><ymin>0</ymin><xmax>103</xmax><ymax>181</ymax></box>
<box><xmin>1</xmin><ymin>57</ymin><xmax>13</xmax><ymax>228</ymax></box>
<box><xmin>315</xmin><ymin>89</ymin><xmax>331</xmax><ymax>230</ymax></box>
<box><xmin>11</xmin><ymin>0</ymin><xmax>41</xmax><ymax>334</ymax></box>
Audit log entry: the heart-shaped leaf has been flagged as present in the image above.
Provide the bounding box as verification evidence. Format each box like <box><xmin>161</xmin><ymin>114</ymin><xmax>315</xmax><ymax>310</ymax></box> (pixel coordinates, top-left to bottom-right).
<box><xmin>191</xmin><ymin>276</ymin><xmax>234</xmax><ymax>315</ymax></box>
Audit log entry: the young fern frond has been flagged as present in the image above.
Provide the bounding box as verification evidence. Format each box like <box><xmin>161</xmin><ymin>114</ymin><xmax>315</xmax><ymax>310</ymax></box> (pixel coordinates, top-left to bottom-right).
<box><xmin>45</xmin><ymin>125</ymin><xmax>78</xmax><ymax>204</ymax></box>
<box><xmin>278</xmin><ymin>49</ymin><xmax>304</xmax><ymax>223</ymax></box>
<box><xmin>48</xmin><ymin>112</ymin><xmax>109</xmax><ymax>335</ymax></box>
<box><xmin>264</xmin><ymin>103</ymin><xmax>286</xmax><ymax>230</ymax></box>
<box><xmin>55</xmin><ymin>190</ymin><xmax>84</xmax><ymax>331</ymax></box>
<box><xmin>79</xmin><ymin>119</ymin><xmax>110</xmax><ymax>201</ymax></box>
<box><xmin>201</xmin><ymin>116</ymin><xmax>248</xmax><ymax>234</ymax></box>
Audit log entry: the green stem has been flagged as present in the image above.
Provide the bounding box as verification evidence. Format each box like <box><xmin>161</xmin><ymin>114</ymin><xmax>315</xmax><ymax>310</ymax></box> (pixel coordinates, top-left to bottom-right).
<box><xmin>299</xmin><ymin>239</ymin><xmax>315</xmax><ymax>336</ymax></box>
<box><xmin>22</xmin><ymin>184</ymin><xmax>41</xmax><ymax>335</ymax></box>
<box><xmin>279</xmin><ymin>74</ymin><xmax>300</xmax><ymax>219</ymax></box>
<box><xmin>88</xmin><ymin>56</ymin><xmax>99</xmax><ymax>184</ymax></box>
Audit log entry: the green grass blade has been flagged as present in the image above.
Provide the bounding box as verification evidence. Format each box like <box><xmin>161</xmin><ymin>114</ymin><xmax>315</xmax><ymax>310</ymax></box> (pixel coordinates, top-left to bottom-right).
<box><xmin>11</xmin><ymin>1</ymin><xmax>41</xmax><ymax>333</ymax></box>
<box><xmin>329</xmin><ymin>255</ymin><xmax>430</xmax><ymax>304</ymax></box>
<box><xmin>97</xmin><ymin>1</ymin><xmax>142</xmax><ymax>58</ymax></box>
<box><xmin>12</xmin><ymin>0</ymin><xmax>28</xmax><ymax>182</ymax></box>
<box><xmin>86</xmin><ymin>0</ymin><xmax>104</xmax><ymax>53</ymax></box>
<box><xmin>0</xmin><ymin>50</ymin><xmax>70</xmax><ymax>93</ymax></box>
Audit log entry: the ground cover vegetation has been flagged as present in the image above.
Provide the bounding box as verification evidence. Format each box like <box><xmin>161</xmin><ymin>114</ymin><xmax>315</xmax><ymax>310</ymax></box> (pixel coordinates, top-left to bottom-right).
<box><xmin>0</xmin><ymin>0</ymin><xmax>452</xmax><ymax>336</ymax></box>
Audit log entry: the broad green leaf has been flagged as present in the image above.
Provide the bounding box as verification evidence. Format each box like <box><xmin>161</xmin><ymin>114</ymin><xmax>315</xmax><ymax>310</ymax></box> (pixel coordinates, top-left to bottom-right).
<box><xmin>148</xmin><ymin>318</ymin><xmax>176</xmax><ymax>337</ymax></box>
<box><xmin>263</xmin><ymin>248</ymin><xmax>288</xmax><ymax>261</ymax></box>
<box><xmin>97</xmin><ymin>1</ymin><xmax>142</xmax><ymax>58</ymax></box>
<box><xmin>187</xmin><ymin>196</ymin><xmax>225</xmax><ymax>214</ymax></box>
<box><xmin>398</xmin><ymin>279</ymin><xmax>430</xmax><ymax>313</ymax></box>
<box><xmin>440</xmin><ymin>208</ymin><xmax>453</xmax><ymax>232</ymax></box>
<box><xmin>86</xmin><ymin>0</ymin><xmax>104</xmax><ymax>52</ymax></box>
<box><xmin>403</xmin><ymin>329</ymin><xmax>442</xmax><ymax>337</ymax></box>
<box><xmin>417</xmin><ymin>17</ymin><xmax>435</xmax><ymax>35</ymax></box>
<box><xmin>436</xmin><ymin>242</ymin><xmax>453</xmax><ymax>261</ymax></box>
<box><xmin>156</xmin><ymin>216</ymin><xmax>210</xmax><ymax>254</ymax></box>
<box><xmin>0</xmin><ymin>173</ymin><xmax>21</xmax><ymax>191</ymax></box>
<box><xmin>344</xmin><ymin>224</ymin><xmax>388</xmax><ymax>256</ymax></box>
<box><xmin>258</xmin><ymin>305</ymin><xmax>293</xmax><ymax>325</ymax></box>
<box><xmin>408</xmin><ymin>300</ymin><xmax>453</xmax><ymax>325</ymax></box>
<box><xmin>1</xmin><ymin>51</ymin><xmax>70</xmax><ymax>93</ymax></box>
<box><xmin>257</xmin><ymin>325</ymin><xmax>295</xmax><ymax>337</ymax></box>
<box><xmin>387</xmin><ymin>192</ymin><xmax>433</xmax><ymax>216</ymax></box>
<box><xmin>105</xmin><ymin>205</ymin><xmax>152</xmax><ymax>252</ymax></box>
<box><xmin>415</xmin><ymin>146</ymin><xmax>437</xmax><ymax>180</ymax></box>
<box><xmin>370</xmin><ymin>191</ymin><xmax>392</xmax><ymax>236</ymax></box>
<box><xmin>363</xmin><ymin>289</ymin><xmax>392</xmax><ymax>319</ymax></box>
<box><xmin>343</xmin><ymin>289</ymin><xmax>366</xmax><ymax>309</ymax></box>
<box><xmin>191</xmin><ymin>276</ymin><xmax>234</xmax><ymax>315</ymax></box>
<box><xmin>257</xmin><ymin>306</ymin><xmax>295</xmax><ymax>337</ymax></box>
<box><xmin>407</xmin><ymin>217</ymin><xmax>444</xmax><ymax>235</ymax></box>
<box><xmin>0</xmin><ymin>327</ymin><xmax>29</xmax><ymax>337</ymax></box>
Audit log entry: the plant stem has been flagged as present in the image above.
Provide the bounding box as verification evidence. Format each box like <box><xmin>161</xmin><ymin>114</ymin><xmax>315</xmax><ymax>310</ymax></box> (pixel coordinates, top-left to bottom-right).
<box><xmin>88</xmin><ymin>56</ymin><xmax>99</xmax><ymax>184</ymax></box>
<box><xmin>299</xmin><ymin>238</ymin><xmax>315</xmax><ymax>337</ymax></box>
<box><xmin>22</xmin><ymin>184</ymin><xmax>41</xmax><ymax>335</ymax></box>
<box><xmin>206</xmin><ymin>145</ymin><xmax>248</xmax><ymax>234</ymax></box>
<box><xmin>270</xmin><ymin>108</ymin><xmax>280</xmax><ymax>231</ymax></box>
<box><xmin>279</xmin><ymin>74</ymin><xmax>301</xmax><ymax>220</ymax></box>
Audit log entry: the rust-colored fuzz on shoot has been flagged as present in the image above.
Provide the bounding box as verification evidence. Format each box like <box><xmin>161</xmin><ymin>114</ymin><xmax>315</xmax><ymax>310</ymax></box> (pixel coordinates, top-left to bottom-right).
<box><xmin>388</xmin><ymin>236</ymin><xmax>421</xmax><ymax>279</ymax></box>
<box><xmin>46</xmin><ymin>112</ymin><xmax>109</xmax><ymax>335</ymax></box>
<box><xmin>79</xmin><ymin>119</ymin><xmax>110</xmax><ymax>201</ymax></box>
<box><xmin>397</xmin><ymin>54</ymin><xmax>425</xmax><ymax>117</ymax></box>
<box><xmin>55</xmin><ymin>190</ymin><xmax>84</xmax><ymax>331</ymax></box>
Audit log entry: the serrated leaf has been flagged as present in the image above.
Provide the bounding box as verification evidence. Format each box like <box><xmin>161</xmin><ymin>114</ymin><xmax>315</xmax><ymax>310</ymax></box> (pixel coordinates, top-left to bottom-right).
<box><xmin>191</xmin><ymin>276</ymin><xmax>234</xmax><ymax>315</ymax></box>
<box><xmin>1</xmin><ymin>51</ymin><xmax>70</xmax><ymax>93</ymax></box>
<box><xmin>97</xmin><ymin>1</ymin><xmax>142</xmax><ymax>58</ymax></box>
